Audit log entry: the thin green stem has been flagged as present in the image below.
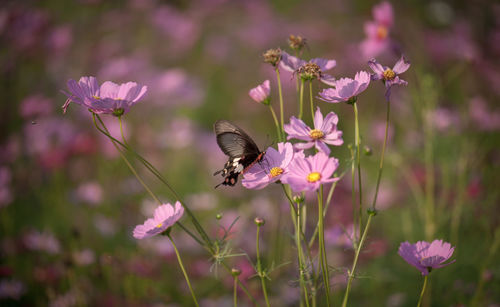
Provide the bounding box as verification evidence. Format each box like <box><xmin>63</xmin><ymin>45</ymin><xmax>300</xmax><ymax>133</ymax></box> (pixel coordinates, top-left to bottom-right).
<box><xmin>221</xmin><ymin>261</ymin><xmax>259</xmax><ymax>306</ymax></box>
<box><xmin>268</xmin><ymin>105</ymin><xmax>282</xmax><ymax>142</ymax></box>
<box><xmin>94</xmin><ymin>114</ymin><xmax>213</xmax><ymax>251</ymax></box>
<box><xmin>256</xmin><ymin>225</ymin><xmax>271</xmax><ymax>307</ymax></box>
<box><xmin>233</xmin><ymin>276</ymin><xmax>238</xmax><ymax>307</ymax></box>
<box><xmin>353</xmin><ymin>102</ymin><xmax>363</xmax><ymax>241</ymax></box>
<box><xmin>349</xmin><ymin>145</ymin><xmax>358</xmax><ymax>249</ymax></box>
<box><xmin>168</xmin><ymin>234</ymin><xmax>199</xmax><ymax>307</ymax></box>
<box><xmin>309</xmin><ymin>81</ymin><xmax>315</xmax><ymax>123</ymax></box>
<box><xmin>118</xmin><ymin>116</ymin><xmax>130</xmax><ymax>147</ymax></box>
<box><xmin>371</xmin><ymin>99</ymin><xmax>390</xmax><ymax>210</ymax></box>
<box><xmin>92</xmin><ymin>114</ymin><xmax>161</xmax><ymax>205</ymax></box>
<box><xmin>276</xmin><ymin>67</ymin><xmax>285</xmax><ymax>140</ymax></box>
<box><xmin>318</xmin><ymin>186</ymin><xmax>331</xmax><ymax>306</ymax></box>
<box><xmin>296</xmin><ymin>203</ymin><xmax>311</xmax><ymax>307</ymax></box>
<box><xmin>299</xmin><ymin>79</ymin><xmax>305</xmax><ymax>120</ymax></box>
<box><xmin>417</xmin><ymin>275</ymin><xmax>429</xmax><ymax>307</ymax></box>
<box><xmin>308</xmin><ymin>179</ymin><xmax>341</xmax><ymax>248</ymax></box>
<box><xmin>342</xmin><ymin>213</ymin><xmax>374</xmax><ymax>307</ymax></box>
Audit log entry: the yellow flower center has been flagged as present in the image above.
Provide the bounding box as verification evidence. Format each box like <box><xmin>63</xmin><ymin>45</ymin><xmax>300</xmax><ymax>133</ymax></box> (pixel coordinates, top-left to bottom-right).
<box><xmin>156</xmin><ymin>223</ymin><xmax>163</xmax><ymax>228</ymax></box>
<box><xmin>307</xmin><ymin>172</ymin><xmax>321</xmax><ymax>183</ymax></box>
<box><xmin>383</xmin><ymin>68</ymin><xmax>396</xmax><ymax>81</ymax></box>
<box><xmin>269</xmin><ymin>167</ymin><xmax>284</xmax><ymax>178</ymax></box>
<box><xmin>92</xmin><ymin>95</ymin><xmax>101</xmax><ymax>100</ymax></box>
<box><xmin>376</xmin><ymin>25</ymin><xmax>388</xmax><ymax>40</ymax></box>
<box><xmin>309</xmin><ymin>129</ymin><xmax>324</xmax><ymax>140</ymax></box>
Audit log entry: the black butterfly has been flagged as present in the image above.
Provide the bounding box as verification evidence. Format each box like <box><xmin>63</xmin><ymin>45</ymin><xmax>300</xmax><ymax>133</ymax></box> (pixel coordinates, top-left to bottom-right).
<box><xmin>213</xmin><ymin>120</ymin><xmax>265</xmax><ymax>188</ymax></box>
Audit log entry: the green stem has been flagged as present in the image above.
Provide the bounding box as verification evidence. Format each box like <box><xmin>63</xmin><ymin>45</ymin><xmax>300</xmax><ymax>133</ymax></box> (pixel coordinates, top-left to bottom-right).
<box><xmin>299</xmin><ymin>79</ymin><xmax>305</xmax><ymax>120</ymax></box>
<box><xmin>353</xmin><ymin>102</ymin><xmax>363</xmax><ymax>241</ymax></box>
<box><xmin>276</xmin><ymin>67</ymin><xmax>285</xmax><ymax>140</ymax></box>
<box><xmin>309</xmin><ymin>81</ymin><xmax>315</xmax><ymax>123</ymax></box>
<box><xmin>256</xmin><ymin>225</ymin><xmax>271</xmax><ymax>307</ymax></box>
<box><xmin>94</xmin><ymin>114</ymin><xmax>213</xmax><ymax>252</ymax></box>
<box><xmin>308</xmin><ymin>179</ymin><xmax>341</xmax><ymax>248</ymax></box>
<box><xmin>417</xmin><ymin>275</ymin><xmax>429</xmax><ymax>307</ymax></box>
<box><xmin>296</xmin><ymin>203</ymin><xmax>311</xmax><ymax>307</ymax></box>
<box><xmin>221</xmin><ymin>261</ymin><xmax>260</xmax><ymax>306</ymax></box>
<box><xmin>268</xmin><ymin>105</ymin><xmax>282</xmax><ymax>142</ymax></box>
<box><xmin>371</xmin><ymin>99</ymin><xmax>390</xmax><ymax>210</ymax></box>
<box><xmin>342</xmin><ymin>213</ymin><xmax>374</xmax><ymax>307</ymax></box>
<box><xmin>349</xmin><ymin>145</ymin><xmax>358</xmax><ymax>249</ymax></box>
<box><xmin>234</xmin><ymin>276</ymin><xmax>238</xmax><ymax>307</ymax></box>
<box><xmin>168</xmin><ymin>234</ymin><xmax>199</xmax><ymax>307</ymax></box>
<box><xmin>118</xmin><ymin>115</ymin><xmax>130</xmax><ymax>148</ymax></box>
<box><xmin>318</xmin><ymin>186</ymin><xmax>331</xmax><ymax>306</ymax></box>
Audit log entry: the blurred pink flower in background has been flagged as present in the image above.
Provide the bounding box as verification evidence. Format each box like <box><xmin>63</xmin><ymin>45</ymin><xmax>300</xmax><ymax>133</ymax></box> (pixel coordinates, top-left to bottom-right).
<box><xmin>93</xmin><ymin>215</ymin><xmax>117</xmax><ymax>237</ymax></box>
<box><xmin>19</xmin><ymin>94</ymin><xmax>53</xmax><ymax>119</ymax></box>
<box><xmin>0</xmin><ymin>167</ymin><xmax>13</xmax><ymax>208</ymax></box>
<box><xmin>371</xmin><ymin>120</ymin><xmax>395</xmax><ymax>143</ymax></box>
<box><xmin>46</xmin><ymin>24</ymin><xmax>72</xmax><ymax>55</ymax></box>
<box><xmin>137</xmin><ymin>236</ymin><xmax>174</xmax><ymax>256</ymax></box>
<box><xmin>72</xmin><ymin>248</ymin><xmax>96</xmax><ymax>266</ymax></box>
<box><xmin>23</xmin><ymin>230</ymin><xmax>61</xmax><ymax>254</ymax></box>
<box><xmin>469</xmin><ymin>96</ymin><xmax>500</xmax><ymax>131</ymax></box>
<box><xmin>360</xmin><ymin>1</ymin><xmax>394</xmax><ymax>59</ymax></box>
<box><xmin>74</xmin><ymin>181</ymin><xmax>103</xmax><ymax>206</ymax></box>
<box><xmin>426</xmin><ymin>107</ymin><xmax>461</xmax><ymax>133</ymax></box>
<box><xmin>0</xmin><ymin>279</ymin><xmax>25</xmax><ymax>300</ymax></box>
<box><xmin>425</xmin><ymin>22</ymin><xmax>479</xmax><ymax>63</ymax></box>
<box><xmin>149</xmin><ymin>69</ymin><xmax>204</xmax><ymax>108</ymax></box>
<box><xmin>156</xmin><ymin>118</ymin><xmax>196</xmax><ymax>149</ymax></box>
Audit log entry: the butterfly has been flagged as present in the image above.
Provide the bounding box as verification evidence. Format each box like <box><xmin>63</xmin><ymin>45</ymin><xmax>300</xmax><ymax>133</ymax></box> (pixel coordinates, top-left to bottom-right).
<box><xmin>213</xmin><ymin>120</ymin><xmax>266</xmax><ymax>188</ymax></box>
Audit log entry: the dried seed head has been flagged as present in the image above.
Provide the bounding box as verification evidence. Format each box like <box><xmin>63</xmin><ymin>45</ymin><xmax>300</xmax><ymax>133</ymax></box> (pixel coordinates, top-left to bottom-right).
<box><xmin>297</xmin><ymin>63</ymin><xmax>322</xmax><ymax>81</ymax></box>
<box><xmin>288</xmin><ymin>34</ymin><xmax>307</xmax><ymax>51</ymax></box>
<box><xmin>263</xmin><ymin>48</ymin><xmax>282</xmax><ymax>67</ymax></box>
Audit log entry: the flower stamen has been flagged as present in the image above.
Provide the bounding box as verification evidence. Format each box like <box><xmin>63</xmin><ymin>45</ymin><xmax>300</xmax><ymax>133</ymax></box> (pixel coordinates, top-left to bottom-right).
<box><xmin>383</xmin><ymin>68</ymin><xmax>396</xmax><ymax>81</ymax></box>
<box><xmin>269</xmin><ymin>167</ymin><xmax>284</xmax><ymax>178</ymax></box>
<box><xmin>309</xmin><ymin>129</ymin><xmax>324</xmax><ymax>140</ymax></box>
<box><xmin>307</xmin><ymin>172</ymin><xmax>321</xmax><ymax>183</ymax></box>
<box><xmin>376</xmin><ymin>25</ymin><xmax>388</xmax><ymax>40</ymax></box>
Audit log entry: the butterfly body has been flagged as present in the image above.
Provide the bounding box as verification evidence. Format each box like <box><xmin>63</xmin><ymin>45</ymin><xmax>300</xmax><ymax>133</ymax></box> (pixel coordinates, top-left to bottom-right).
<box><xmin>214</xmin><ymin>120</ymin><xmax>265</xmax><ymax>188</ymax></box>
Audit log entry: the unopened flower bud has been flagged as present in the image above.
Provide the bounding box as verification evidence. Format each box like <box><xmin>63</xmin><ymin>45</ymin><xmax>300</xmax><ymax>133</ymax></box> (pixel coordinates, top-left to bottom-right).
<box><xmin>254</xmin><ymin>217</ymin><xmax>265</xmax><ymax>226</ymax></box>
<box><xmin>367</xmin><ymin>208</ymin><xmax>377</xmax><ymax>216</ymax></box>
<box><xmin>231</xmin><ymin>268</ymin><xmax>241</xmax><ymax>277</ymax></box>
<box><xmin>263</xmin><ymin>48</ymin><xmax>282</xmax><ymax>67</ymax></box>
<box><xmin>293</xmin><ymin>195</ymin><xmax>305</xmax><ymax>204</ymax></box>
<box><xmin>216</xmin><ymin>213</ymin><xmax>223</xmax><ymax>220</ymax></box>
<box><xmin>364</xmin><ymin>146</ymin><xmax>372</xmax><ymax>156</ymax></box>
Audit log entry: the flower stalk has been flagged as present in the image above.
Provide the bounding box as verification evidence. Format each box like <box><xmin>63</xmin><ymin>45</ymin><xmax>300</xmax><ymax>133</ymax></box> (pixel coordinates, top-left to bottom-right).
<box><xmin>276</xmin><ymin>67</ymin><xmax>285</xmax><ymax>140</ymax></box>
<box><xmin>168</xmin><ymin>233</ymin><xmax>199</xmax><ymax>307</ymax></box>
<box><xmin>317</xmin><ymin>185</ymin><xmax>331</xmax><ymax>306</ymax></box>
<box><xmin>255</xmin><ymin>219</ymin><xmax>271</xmax><ymax>307</ymax></box>
<box><xmin>417</xmin><ymin>275</ymin><xmax>429</xmax><ymax>307</ymax></box>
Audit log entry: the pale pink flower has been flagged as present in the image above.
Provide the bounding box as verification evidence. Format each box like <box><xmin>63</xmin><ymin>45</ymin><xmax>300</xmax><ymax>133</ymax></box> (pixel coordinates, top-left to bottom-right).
<box><xmin>398</xmin><ymin>239</ymin><xmax>455</xmax><ymax>275</ymax></box>
<box><xmin>133</xmin><ymin>201</ymin><xmax>184</xmax><ymax>239</ymax></box>
<box><xmin>318</xmin><ymin>71</ymin><xmax>371</xmax><ymax>103</ymax></box>
<box><xmin>249</xmin><ymin>80</ymin><xmax>271</xmax><ymax>104</ymax></box>
<box><xmin>368</xmin><ymin>55</ymin><xmax>410</xmax><ymax>99</ymax></box>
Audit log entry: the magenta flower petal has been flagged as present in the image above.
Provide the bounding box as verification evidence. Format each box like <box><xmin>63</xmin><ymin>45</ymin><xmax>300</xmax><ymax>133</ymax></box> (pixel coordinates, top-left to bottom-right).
<box><xmin>392</xmin><ymin>55</ymin><xmax>411</xmax><ymax>74</ymax></box>
<box><xmin>318</xmin><ymin>71</ymin><xmax>370</xmax><ymax>104</ymax></box>
<box><xmin>249</xmin><ymin>80</ymin><xmax>271</xmax><ymax>104</ymax></box>
<box><xmin>398</xmin><ymin>239</ymin><xmax>455</xmax><ymax>276</ymax></box>
<box><xmin>310</xmin><ymin>58</ymin><xmax>337</xmax><ymax>71</ymax></box>
<box><xmin>280</xmin><ymin>51</ymin><xmax>306</xmax><ymax>72</ymax></box>
<box><xmin>368</xmin><ymin>56</ymin><xmax>410</xmax><ymax>100</ymax></box>
<box><xmin>373</xmin><ymin>1</ymin><xmax>394</xmax><ymax>27</ymax></box>
<box><xmin>133</xmin><ymin>201</ymin><xmax>184</xmax><ymax>239</ymax></box>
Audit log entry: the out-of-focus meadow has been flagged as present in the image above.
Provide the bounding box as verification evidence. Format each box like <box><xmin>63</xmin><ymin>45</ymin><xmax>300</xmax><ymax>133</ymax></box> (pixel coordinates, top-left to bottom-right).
<box><xmin>1</xmin><ymin>0</ymin><xmax>499</xmax><ymax>306</ymax></box>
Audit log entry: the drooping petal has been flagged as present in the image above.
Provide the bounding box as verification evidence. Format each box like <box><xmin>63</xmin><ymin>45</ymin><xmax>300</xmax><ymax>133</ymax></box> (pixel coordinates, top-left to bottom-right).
<box><xmin>392</xmin><ymin>55</ymin><xmax>411</xmax><ymax>74</ymax></box>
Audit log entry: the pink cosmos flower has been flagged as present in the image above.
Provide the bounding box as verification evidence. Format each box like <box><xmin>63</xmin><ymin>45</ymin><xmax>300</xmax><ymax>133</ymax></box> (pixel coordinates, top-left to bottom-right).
<box><xmin>248</xmin><ymin>80</ymin><xmax>271</xmax><ymax>104</ymax></box>
<box><xmin>398</xmin><ymin>240</ymin><xmax>455</xmax><ymax>275</ymax></box>
<box><xmin>242</xmin><ymin>142</ymin><xmax>294</xmax><ymax>190</ymax></box>
<box><xmin>281</xmin><ymin>151</ymin><xmax>339</xmax><ymax>192</ymax></box>
<box><xmin>133</xmin><ymin>201</ymin><xmax>184</xmax><ymax>239</ymax></box>
<box><xmin>368</xmin><ymin>55</ymin><xmax>410</xmax><ymax>99</ymax></box>
<box><xmin>284</xmin><ymin>107</ymin><xmax>343</xmax><ymax>155</ymax></box>
<box><xmin>360</xmin><ymin>2</ymin><xmax>394</xmax><ymax>59</ymax></box>
<box><xmin>62</xmin><ymin>76</ymin><xmax>147</xmax><ymax>116</ymax></box>
<box><xmin>318</xmin><ymin>71</ymin><xmax>371</xmax><ymax>104</ymax></box>
<box><xmin>280</xmin><ymin>51</ymin><xmax>337</xmax><ymax>85</ymax></box>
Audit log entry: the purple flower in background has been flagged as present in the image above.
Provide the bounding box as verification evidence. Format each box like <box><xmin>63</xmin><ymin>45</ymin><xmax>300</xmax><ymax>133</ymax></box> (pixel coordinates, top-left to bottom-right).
<box><xmin>133</xmin><ymin>201</ymin><xmax>184</xmax><ymax>239</ymax></box>
<box><xmin>249</xmin><ymin>80</ymin><xmax>271</xmax><ymax>104</ymax></box>
<box><xmin>360</xmin><ymin>1</ymin><xmax>394</xmax><ymax>59</ymax></box>
<box><xmin>368</xmin><ymin>56</ymin><xmax>410</xmax><ymax>99</ymax></box>
<box><xmin>398</xmin><ymin>240</ymin><xmax>455</xmax><ymax>275</ymax></box>
<box><xmin>318</xmin><ymin>71</ymin><xmax>371</xmax><ymax>104</ymax></box>
<box><xmin>242</xmin><ymin>142</ymin><xmax>294</xmax><ymax>190</ymax></box>
<box><xmin>281</xmin><ymin>151</ymin><xmax>339</xmax><ymax>192</ymax></box>
<box><xmin>62</xmin><ymin>76</ymin><xmax>147</xmax><ymax>116</ymax></box>
<box><xmin>280</xmin><ymin>51</ymin><xmax>337</xmax><ymax>85</ymax></box>
<box><xmin>284</xmin><ymin>107</ymin><xmax>343</xmax><ymax>155</ymax></box>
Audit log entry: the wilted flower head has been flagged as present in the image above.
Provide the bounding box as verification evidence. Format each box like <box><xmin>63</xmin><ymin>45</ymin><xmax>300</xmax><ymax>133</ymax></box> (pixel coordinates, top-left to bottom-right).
<box><xmin>242</xmin><ymin>142</ymin><xmax>294</xmax><ymax>190</ymax></box>
<box><xmin>288</xmin><ymin>34</ymin><xmax>307</xmax><ymax>52</ymax></box>
<box><xmin>133</xmin><ymin>201</ymin><xmax>184</xmax><ymax>239</ymax></box>
<box><xmin>249</xmin><ymin>80</ymin><xmax>271</xmax><ymax>105</ymax></box>
<box><xmin>281</xmin><ymin>151</ymin><xmax>339</xmax><ymax>192</ymax></box>
<box><xmin>368</xmin><ymin>55</ymin><xmax>410</xmax><ymax>99</ymax></box>
<box><xmin>280</xmin><ymin>51</ymin><xmax>336</xmax><ymax>84</ymax></box>
<box><xmin>263</xmin><ymin>48</ymin><xmax>282</xmax><ymax>67</ymax></box>
<box><xmin>62</xmin><ymin>76</ymin><xmax>147</xmax><ymax>116</ymax></box>
<box><xmin>284</xmin><ymin>107</ymin><xmax>343</xmax><ymax>155</ymax></box>
<box><xmin>318</xmin><ymin>71</ymin><xmax>371</xmax><ymax>104</ymax></box>
<box><xmin>398</xmin><ymin>239</ymin><xmax>455</xmax><ymax>275</ymax></box>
